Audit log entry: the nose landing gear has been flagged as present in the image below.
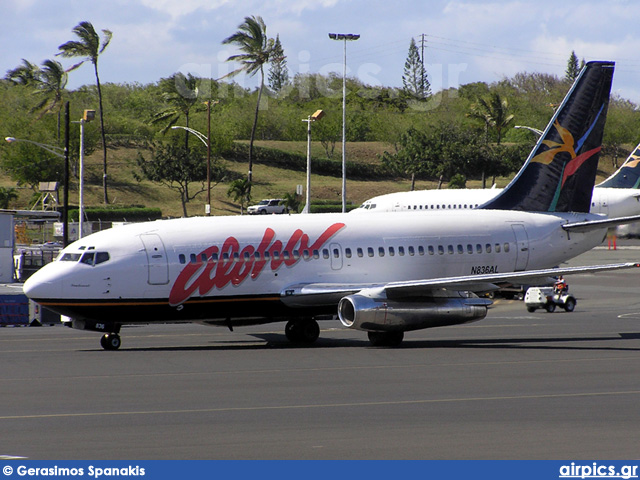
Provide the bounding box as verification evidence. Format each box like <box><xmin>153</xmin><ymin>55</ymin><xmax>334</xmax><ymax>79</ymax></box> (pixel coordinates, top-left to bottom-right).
<box><xmin>100</xmin><ymin>333</ymin><xmax>122</xmax><ymax>350</ymax></box>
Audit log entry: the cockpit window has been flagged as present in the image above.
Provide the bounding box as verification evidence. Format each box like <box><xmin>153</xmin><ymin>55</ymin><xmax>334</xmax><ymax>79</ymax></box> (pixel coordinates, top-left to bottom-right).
<box><xmin>80</xmin><ymin>252</ymin><xmax>95</xmax><ymax>265</ymax></box>
<box><xmin>64</xmin><ymin>251</ymin><xmax>111</xmax><ymax>266</ymax></box>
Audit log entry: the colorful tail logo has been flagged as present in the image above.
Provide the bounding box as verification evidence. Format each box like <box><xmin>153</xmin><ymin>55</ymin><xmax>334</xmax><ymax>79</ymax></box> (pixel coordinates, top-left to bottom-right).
<box><xmin>530</xmin><ymin>105</ymin><xmax>604</xmax><ymax>211</ymax></box>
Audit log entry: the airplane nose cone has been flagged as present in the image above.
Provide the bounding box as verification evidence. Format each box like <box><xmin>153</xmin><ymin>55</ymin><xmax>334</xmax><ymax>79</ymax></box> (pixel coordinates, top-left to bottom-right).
<box><xmin>23</xmin><ymin>264</ymin><xmax>63</xmax><ymax>300</ymax></box>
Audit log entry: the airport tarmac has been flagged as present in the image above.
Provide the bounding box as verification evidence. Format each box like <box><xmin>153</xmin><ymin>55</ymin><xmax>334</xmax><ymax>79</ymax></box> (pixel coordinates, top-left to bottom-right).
<box><xmin>1</xmin><ymin>241</ymin><xmax>639</xmax><ymax>460</ymax></box>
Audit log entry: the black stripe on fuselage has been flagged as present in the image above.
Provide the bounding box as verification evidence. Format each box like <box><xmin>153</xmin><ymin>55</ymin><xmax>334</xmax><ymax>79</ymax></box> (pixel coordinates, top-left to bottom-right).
<box><xmin>31</xmin><ymin>294</ymin><xmax>332</xmax><ymax>323</ymax></box>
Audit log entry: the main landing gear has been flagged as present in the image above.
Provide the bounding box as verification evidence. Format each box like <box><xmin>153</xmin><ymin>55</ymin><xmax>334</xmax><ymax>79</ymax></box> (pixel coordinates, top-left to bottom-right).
<box><xmin>100</xmin><ymin>333</ymin><xmax>121</xmax><ymax>351</ymax></box>
<box><xmin>285</xmin><ymin>318</ymin><xmax>320</xmax><ymax>344</ymax></box>
<box><xmin>367</xmin><ymin>331</ymin><xmax>404</xmax><ymax>347</ymax></box>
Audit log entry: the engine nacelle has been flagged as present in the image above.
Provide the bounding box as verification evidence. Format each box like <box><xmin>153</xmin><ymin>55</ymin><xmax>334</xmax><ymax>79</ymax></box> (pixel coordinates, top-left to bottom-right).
<box><xmin>337</xmin><ymin>293</ymin><xmax>489</xmax><ymax>332</ymax></box>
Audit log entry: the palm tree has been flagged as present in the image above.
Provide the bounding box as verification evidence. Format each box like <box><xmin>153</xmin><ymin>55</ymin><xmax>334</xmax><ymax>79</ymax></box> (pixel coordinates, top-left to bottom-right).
<box><xmin>222</xmin><ymin>15</ymin><xmax>275</xmax><ymax>194</ymax></box>
<box><xmin>5</xmin><ymin>59</ymin><xmax>40</xmax><ymax>85</ymax></box>
<box><xmin>32</xmin><ymin>59</ymin><xmax>68</xmax><ymax>143</ymax></box>
<box><xmin>467</xmin><ymin>91</ymin><xmax>515</xmax><ymax>188</ymax></box>
<box><xmin>151</xmin><ymin>73</ymin><xmax>201</xmax><ymax>150</ymax></box>
<box><xmin>226</xmin><ymin>178</ymin><xmax>252</xmax><ymax>215</ymax></box>
<box><xmin>467</xmin><ymin>91</ymin><xmax>514</xmax><ymax>145</ymax></box>
<box><xmin>57</xmin><ymin>21</ymin><xmax>112</xmax><ymax>204</ymax></box>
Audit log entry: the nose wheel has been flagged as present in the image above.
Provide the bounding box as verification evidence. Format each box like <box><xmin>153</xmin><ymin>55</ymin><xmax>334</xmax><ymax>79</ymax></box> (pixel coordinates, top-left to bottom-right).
<box><xmin>100</xmin><ymin>333</ymin><xmax>121</xmax><ymax>350</ymax></box>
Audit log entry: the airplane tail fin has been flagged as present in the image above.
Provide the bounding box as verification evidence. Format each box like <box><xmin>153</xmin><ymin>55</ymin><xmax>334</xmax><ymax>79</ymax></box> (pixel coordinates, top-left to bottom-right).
<box><xmin>481</xmin><ymin>61</ymin><xmax>614</xmax><ymax>213</ymax></box>
<box><xmin>596</xmin><ymin>141</ymin><xmax>640</xmax><ymax>189</ymax></box>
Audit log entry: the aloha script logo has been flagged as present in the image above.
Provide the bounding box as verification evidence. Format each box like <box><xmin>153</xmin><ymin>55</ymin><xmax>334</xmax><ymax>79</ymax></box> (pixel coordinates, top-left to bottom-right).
<box><xmin>169</xmin><ymin>223</ymin><xmax>345</xmax><ymax>305</ymax></box>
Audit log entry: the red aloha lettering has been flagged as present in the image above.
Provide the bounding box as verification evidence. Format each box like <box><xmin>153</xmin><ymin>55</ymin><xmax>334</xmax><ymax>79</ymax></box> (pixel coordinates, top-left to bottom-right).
<box><xmin>168</xmin><ymin>222</ymin><xmax>345</xmax><ymax>306</ymax></box>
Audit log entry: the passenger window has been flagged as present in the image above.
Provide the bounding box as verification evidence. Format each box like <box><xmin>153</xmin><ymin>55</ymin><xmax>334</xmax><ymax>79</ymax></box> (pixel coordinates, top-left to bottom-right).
<box><xmin>233</xmin><ymin>252</ymin><xmax>240</xmax><ymax>262</ymax></box>
<box><xmin>357</xmin><ymin>248</ymin><xmax>363</xmax><ymax>258</ymax></box>
<box><xmin>273</xmin><ymin>251</ymin><xmax>280</xmax><ymax>260</ymax></box>
<box><xmin>398</xmin><ymin>246</ymin><xmax>405</xmax><ymax>256</ymax></box>
<box><xmin>201</xmin><ymin>253</ymin><xmax>208</xmax><ymax>262</ymax></box>
<box><xmin>485</xmin><ymin>244</ymin><xmax>492</xmax><ymax>253</ymax></box>
<box><xmin>476</xmin><ymin>244</ymin><xmax>482</xmax><ymax>254</ymax></box>
<box><xmin>212</xmin><ymin>252</ymin><xmax>219</xmax><ymax>261</ymax></box>
<box><xmin>179</xmin><ymin>254</ymin><xmax>186</xmax><ymax>264</ymax></box>
<box><xmin>457</xmin><ymin>244</ymin><xmax>464</xmax><ymax>254</ymax></box>
<box><xmin>333</xmin><ymin>248</ymin><xmax>340</xmax><ymax>258</ymax></box>
<box><xmin>190</xmin><ymin>254</ymin><xmax>197</xmax><ymax>263</ymax></box>
<box><xmin>368</xmin><ymin>247</ymin><xmax>374</xmax><ymax>257</ymax></box>
<box><xmin>504</xmin><ymin>243</ymin><xmax>510</xmax><ymax>253</ymax></box>
<box><xmin>438</xmin><ymin>245</ymin><xmax>444</xmax><ymax>255</ymax></box>
<box><xmin>378</xmin><ymin>247</ymin><xmax>385</xmax><ymax>257</ymax></box>
<box><xmin>418</xmin><ymin>246</ymin><xmax>425</xmax><ymax>255</ymax></box>
<box><xmin>495</xmin><ymin>244</ymin><xmax>501</xmax><ymax>253</ymax></box>
<box><xmin>244</xmin><ymin>251</ymin><xmax>251</xmax><ymax>261</ymax></box>
<box><xmin>447</xmin><ymin>245</ymin><xmax>454</xmax><ymax>255</ymax></box>
<box><xmin>428</xmin><ymin>245</ymin><xmax>434</xmax><ymax>255</ymax></box>
<box><xmin>322</xmin><ymin>249</ymin><xmax>329</xmax><ymax>259</ymax></box>
<box><xmin>467</xmin><ymin>244</ymin><xmax>473</xmax><ymax>254</ymax></box>
<box><xmin>388</xmin><ymin>247</ymin><xmax>395</xmax><ymax>256</ymax></box>
<box><xmin>408</xmin><ymin>246</ymin><xmax>415</xmax><ymax>256</ymax></box>
<box><xmin>303</xmin><ymin>250</ymin><xmax>310</xmax><ymax>260</ymax></box>
<box><xmin>312</xmin><ymin>250</ymin><xmax>319</xmax><ymax>259</ymax></box>
<box><xmin>345</xmin><ymin>248</ymin><xmax>352</xmax><ymax>258</ymax></box>
<box><xmin>283</xmin><ymin>251</ymin><xmax>290</xmax><ymax>260</ymax></box>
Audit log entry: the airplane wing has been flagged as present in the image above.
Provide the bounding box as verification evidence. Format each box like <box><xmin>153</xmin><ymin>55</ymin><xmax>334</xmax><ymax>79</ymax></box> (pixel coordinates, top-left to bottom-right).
<box><xmin>563</xmin><ymin>214</ymin><xmax>640</xmax><ymax>233</ymax></box>
<box><xmin>280</xmin><ymin>262</ymin><xmax>640</xmax><ymax>307</ymax></box>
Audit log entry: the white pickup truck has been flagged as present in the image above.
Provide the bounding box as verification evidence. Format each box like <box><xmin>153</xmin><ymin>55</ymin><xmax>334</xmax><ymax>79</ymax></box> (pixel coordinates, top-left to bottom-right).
<box><xmin>247</xmin><ymin>199</ymin><xmax>286</xmax><ymax>215</ymax></box>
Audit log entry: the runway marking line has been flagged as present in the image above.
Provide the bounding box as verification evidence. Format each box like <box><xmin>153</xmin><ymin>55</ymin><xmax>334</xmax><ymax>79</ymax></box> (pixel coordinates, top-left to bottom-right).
<box><xmin>2</xmin><ymin>390</ymin><xmax>640</xmax><ymax>421</ymax></box>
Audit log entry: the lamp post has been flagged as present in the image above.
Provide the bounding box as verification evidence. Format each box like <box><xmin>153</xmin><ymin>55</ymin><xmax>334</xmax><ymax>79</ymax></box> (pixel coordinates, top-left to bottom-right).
<box><xmin>76</xmin><ymin>109</ymin><xmax>95</xmax><ymax>239</ymax></box>
<box><xmin>301</xmin><ymin>109</ymin><xmax>325</xmax><ymax>214</ymax></box>
<box><xmin>170</xmin><ymin>125</ymin><xmax>212</xmax><ymax>215</ymax></box>
<box><xmin>329</xmin><ymin>32</ymin><xmax>360</xmax><ymax>213</ymax></box>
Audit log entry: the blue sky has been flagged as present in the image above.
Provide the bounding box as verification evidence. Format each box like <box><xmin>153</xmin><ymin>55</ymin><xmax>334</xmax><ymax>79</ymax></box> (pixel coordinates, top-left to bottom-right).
<box><xmin>2</xmin><ymin>0</ymin><xmax>640</xmax><ymax>102</ymax></box>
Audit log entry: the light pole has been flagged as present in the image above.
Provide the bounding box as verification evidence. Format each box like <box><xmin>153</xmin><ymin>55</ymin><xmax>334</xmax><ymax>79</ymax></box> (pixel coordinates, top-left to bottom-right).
<box><xmin>170</xmin><ymin>125</ymin><xmax>212</xmax><ymax>215</ymax></box>
<box><xmin>301</xmin><ymin>109</ymin><xmax>325</xmax><ymax>214</ymax></box>
<box><xmin>75</xmin><ymin>110</ymin><xmax>95</xmax><ymax>239</ymax></box>
<box><xmin>329</xmin><ymin>32</ymin><xmax>360</xmax><ymax>213</ymax></box>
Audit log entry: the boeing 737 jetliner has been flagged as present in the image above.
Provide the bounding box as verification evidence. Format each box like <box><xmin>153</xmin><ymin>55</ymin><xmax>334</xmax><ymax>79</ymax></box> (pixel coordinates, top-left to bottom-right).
<box><xmin>353</xmin><ymin>142</ymin><xmax>640</xmax><ymax>217</ymax></box>
<box><xmin>23</xmin><ymin>61</ymin><xmax>640</xmax><ymax>350</ymax></box>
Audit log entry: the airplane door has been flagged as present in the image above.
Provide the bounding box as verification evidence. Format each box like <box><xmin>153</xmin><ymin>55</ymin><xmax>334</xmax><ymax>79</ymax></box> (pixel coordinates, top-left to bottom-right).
<box><xmin>330</xmin><ymin>243</ymin><xmax>343</xmax><ymax>270</ymax></box>
<box><xmin>140</xmin><ymin>233</ymin><xmax>169</xmax><ymax>285</ymax></box>
<box><xmin>511</xmin><ymin>224</ymin><xmax>529</xmax><ymax>271</ymax></box>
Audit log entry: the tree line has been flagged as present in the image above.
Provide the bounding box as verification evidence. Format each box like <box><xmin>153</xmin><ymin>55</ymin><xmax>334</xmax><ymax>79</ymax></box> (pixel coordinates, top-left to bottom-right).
<box><xmin>2</xmin><ymin>17</ymin><xmax>640</xmax><ymax>215</ymax></box>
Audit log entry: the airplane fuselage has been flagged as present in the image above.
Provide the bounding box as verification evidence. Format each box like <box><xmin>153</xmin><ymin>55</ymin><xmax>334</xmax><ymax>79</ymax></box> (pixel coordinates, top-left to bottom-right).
<box><xmin>354</xmin><ymin>187</ymin><xmax>640</xmax><ymax>219</ymax></box>
<box><xmin>25</xmin><ymin>210</ymin><xmax>606</xmax><ymax>326</ymax></box>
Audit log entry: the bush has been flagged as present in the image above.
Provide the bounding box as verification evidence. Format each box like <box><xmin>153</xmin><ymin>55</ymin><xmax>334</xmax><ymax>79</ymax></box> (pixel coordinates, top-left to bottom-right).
<box><xmin>68</xmin><ymin>206</ymin><xmax>163</xmax><ymax>222</ymax></box>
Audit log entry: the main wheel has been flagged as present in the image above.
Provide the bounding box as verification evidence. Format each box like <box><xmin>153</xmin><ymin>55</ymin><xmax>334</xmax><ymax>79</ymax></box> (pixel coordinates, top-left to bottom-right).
<box><xmin>285</xmin><ymin>319</ymin><xmax>320</xmax><ymax>344</ymax></box>
<box><xmin>367</xmin><ymin>331</ymin><xmax>404</xmax><ymax>347</ymax></box>
<box><xmin>100</xmin><ymin>333</ymin><xmax>121</xmax><ymax>351</ymax></box>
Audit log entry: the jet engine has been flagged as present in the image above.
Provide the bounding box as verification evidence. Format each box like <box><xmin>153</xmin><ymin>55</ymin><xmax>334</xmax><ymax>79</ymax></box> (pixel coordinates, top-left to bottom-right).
<box><xmin>337</xmin><ymin>291</ymin><xmax>490</xmax><ymax>332</ymax></box>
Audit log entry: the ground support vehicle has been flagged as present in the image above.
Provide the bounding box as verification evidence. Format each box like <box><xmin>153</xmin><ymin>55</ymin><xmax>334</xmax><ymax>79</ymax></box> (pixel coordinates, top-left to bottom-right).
<box><xmin>524</xmin><ymin>287</ymin><xmax>576</xmax><ymax>313</ymax></box>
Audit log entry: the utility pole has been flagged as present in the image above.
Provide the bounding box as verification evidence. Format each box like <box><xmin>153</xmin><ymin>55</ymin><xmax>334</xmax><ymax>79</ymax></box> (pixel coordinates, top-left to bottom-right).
<box><xmin>420</xmin><ymin>33</ymin><xmax>427</xmax><ymax>98</ymax></box>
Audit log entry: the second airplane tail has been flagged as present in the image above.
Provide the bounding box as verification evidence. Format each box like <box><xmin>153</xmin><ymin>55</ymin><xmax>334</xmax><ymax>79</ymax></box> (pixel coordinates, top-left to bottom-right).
<box><xmin>596</xmin><ymin>141</ymin><xmax>640</xmax><ymax>189</ymax></box>
<box><xmin>481</xmin><ymin>61</ymin><xmax>615</xmax><ymax>213</ymax></box>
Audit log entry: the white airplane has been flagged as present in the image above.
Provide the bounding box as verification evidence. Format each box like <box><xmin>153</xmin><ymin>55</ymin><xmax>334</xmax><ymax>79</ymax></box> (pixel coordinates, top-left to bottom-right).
<box><xmin>353</xmin><ymin>141</ymin><xmax>640</xmax><ymax>218</ymax></box>
<box><xmin>23</xmin><ymin>61</ymin><xmax>640</xmax><ymax>350</ymax></box>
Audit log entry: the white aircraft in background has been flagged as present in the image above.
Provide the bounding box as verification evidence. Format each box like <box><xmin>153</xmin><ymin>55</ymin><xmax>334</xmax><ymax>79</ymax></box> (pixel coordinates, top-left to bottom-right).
<box><xmin>23</xmin><ymin>61</ymin><xmax>640</xmax><ymax>350</ymax></box>
<box><xmin>353</xmin><ymin>142</ymin><xmax>640</xmax><ymax>218</ymax></box>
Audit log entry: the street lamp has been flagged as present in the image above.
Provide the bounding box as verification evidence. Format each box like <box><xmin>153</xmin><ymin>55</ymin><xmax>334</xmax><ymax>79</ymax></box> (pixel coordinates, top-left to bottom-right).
<box><xmin>170</xmin><ymin>124</ymin><xmax>212</xmax><ymax>215</ymax></box>
<box><xmin>74</xmin><ymin>109</ymin><xmax>95</xmax><ymax>239</ymax></box>
<box><xmin>301</xmin><ymin>109</ymin><xmax>325</xmax><ymax>214</ymax></box>
<box><xmin>329</xmin><ymin>32</ymin><xmax>360</xmax><ymax>213</ymax></box>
